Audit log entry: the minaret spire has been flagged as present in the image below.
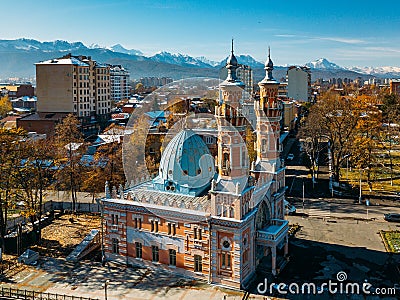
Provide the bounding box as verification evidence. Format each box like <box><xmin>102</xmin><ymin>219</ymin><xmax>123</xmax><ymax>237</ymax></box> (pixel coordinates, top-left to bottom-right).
<box><xmin>262</xmin><ymin>46</ymin><xmax>276</xmax><ymax>82</ymax></box>
<box><xmin>225</xmin><ymin>39</ymin><xmax>238</xmax><ymax>82</ymax></box>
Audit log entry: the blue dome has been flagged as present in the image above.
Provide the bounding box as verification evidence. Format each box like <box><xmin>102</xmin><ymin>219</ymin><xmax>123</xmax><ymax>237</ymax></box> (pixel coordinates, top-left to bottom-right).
<box><xmin>153</xmin><ymin>129</ymin><xmax>214</xmax><ymax>196</ymax></box>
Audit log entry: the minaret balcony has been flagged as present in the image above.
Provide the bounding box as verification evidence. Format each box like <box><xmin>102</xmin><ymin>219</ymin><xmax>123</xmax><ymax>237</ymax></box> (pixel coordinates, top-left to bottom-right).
<box><xmin>256</xmin><ymin>219</ymin><xmax>288</xmax><ymax>246</ymax></box>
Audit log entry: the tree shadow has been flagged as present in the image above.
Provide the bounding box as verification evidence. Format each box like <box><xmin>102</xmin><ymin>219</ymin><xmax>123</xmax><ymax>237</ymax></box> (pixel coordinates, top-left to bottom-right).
<box><xmin>247</xmin><ymin>237</ymin><xmax>400</xmax><ymax>299</ymax></box>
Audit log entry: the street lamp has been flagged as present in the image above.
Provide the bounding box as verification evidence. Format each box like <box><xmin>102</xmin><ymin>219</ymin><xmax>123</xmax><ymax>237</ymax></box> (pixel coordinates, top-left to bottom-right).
<box><xmin>343</xmin><ymin>154</ymin><xmax>350</xmax><ymax>181</ymax></box>
<box><xmin>302</xmin><ymin>179</ymin><xmax>305</xmax><ymax>210</ymax></box>
<box><xmin>359</xmin><ymin>169</ymin><xmax>362</xmax><ymax>204</ymax></box>
<box><xmin>103</xmin><ymin>279</ymin><xmax>110</xmax><ymax>300</ymax></box>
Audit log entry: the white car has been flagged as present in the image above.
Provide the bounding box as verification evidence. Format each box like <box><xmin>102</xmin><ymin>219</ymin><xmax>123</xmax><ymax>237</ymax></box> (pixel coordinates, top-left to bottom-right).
<box><xmin>287</xmin><ymin>153</ymin><xmax>294</xmax><ymax>160</ymax></box>
<box><xmin>284</xmin><ymin>200</ymin><xmax>296</xmax><ymax>215</ymax></box>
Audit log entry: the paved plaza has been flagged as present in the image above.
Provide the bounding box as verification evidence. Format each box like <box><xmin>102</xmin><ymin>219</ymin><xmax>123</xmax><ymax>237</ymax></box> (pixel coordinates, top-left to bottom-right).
<box><xmin>2</xmin><ymin>210</ymin><xmax>400</xmax><ymax>299</ymax></box>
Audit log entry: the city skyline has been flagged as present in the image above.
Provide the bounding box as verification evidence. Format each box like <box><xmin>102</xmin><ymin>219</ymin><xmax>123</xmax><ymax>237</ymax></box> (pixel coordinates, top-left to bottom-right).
<box><xmin>2</xmin><ymin>0</ymin><xmax>400</xmax><ymax>67</ymax></box>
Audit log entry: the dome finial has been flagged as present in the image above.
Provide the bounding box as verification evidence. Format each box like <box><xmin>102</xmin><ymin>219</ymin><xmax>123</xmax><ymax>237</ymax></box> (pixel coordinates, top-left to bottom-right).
<box><xmin>265</xmin><ymin>46</ymin><xmax>274</xmax><ymax>80</ymax></box>
<box><xmin>226</xmin><ymin>39</ymin><xmax>238</xmax><ymax>82</ymax></box>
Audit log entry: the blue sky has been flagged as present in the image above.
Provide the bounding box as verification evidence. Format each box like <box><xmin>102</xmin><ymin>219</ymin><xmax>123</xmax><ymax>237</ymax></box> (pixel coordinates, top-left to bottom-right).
<box><xmin>2</xmin><ymin>0</ymin><xmax>400</xmax><ymax>67</ymax></box>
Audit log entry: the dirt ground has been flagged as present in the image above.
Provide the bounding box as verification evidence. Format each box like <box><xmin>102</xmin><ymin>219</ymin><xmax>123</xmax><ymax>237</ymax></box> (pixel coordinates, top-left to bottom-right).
<box><xmin>31</xmin><ymin>213</ymin><xmax>101</xmax><ymax>258</ymax></box>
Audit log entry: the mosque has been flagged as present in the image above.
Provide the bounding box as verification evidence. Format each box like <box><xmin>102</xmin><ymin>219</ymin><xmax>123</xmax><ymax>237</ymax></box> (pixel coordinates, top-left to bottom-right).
<box><xmin>101</xmin><ymin>44</ymin><xmax>289</xmax><ymax>289</ymax></box>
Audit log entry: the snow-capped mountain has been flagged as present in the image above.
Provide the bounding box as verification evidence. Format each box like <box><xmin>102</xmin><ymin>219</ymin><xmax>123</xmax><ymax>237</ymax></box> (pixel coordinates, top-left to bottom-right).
<box><xmin>0</xmin><ymin>38</ymin><xmax>398</xmax><ymax>80</ymax></box>
<box><xmin>108</xmin><ymin>44</ymin><xmax>143</xmax><ymax>56</ymax></box>
<box><xmin>218</xmin><ymin>54</ymin><xmax>264</xmax><ymax>69</ymax></box>
<box><xmin>347</xmin><ymin>66</ymin><xmax>400</xmax><ymax>77</ymax></box>
<box><xmin>0</xmin><ymin>38</ymin><xmax>87</xmax><ymax>52</ymax></box>
<box><xmin>305</xmin><ymin>58</ymin><xmax>342</xmax><ymax>70</ymax></box>
<box><xmin>195</xmin><ymin>56</ymin><xmax>219</xmax><ymax>67</ymax></box>
<box><xmin>149</xmin><ymin>51</ymin><xmax>213</xmax><ymax>68</ymax></box>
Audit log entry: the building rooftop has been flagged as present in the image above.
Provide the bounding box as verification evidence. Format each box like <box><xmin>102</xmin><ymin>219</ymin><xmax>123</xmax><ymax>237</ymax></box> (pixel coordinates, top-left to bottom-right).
<box><xmin>36</xmin><ymin>57</ymin><xmax>89</xmax><ymax>67</ymax></box>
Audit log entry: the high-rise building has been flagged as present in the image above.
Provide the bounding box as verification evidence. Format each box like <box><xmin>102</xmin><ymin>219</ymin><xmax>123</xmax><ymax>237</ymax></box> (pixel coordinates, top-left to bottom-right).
<box><xmin>110</xmin><ymin>65</ymin><xmax>130</xmax><ymax>101</ymax></box>
<box><xmin>237</xmin><ymin>64</ymin><xmax>253</xmax><ymax>96</ymax></box>
<box><xmin>18</xmin><ymin>54</ymin><xmax>111</xmax><ymax>135</ymax></box>
<box><xmin>35</xmin><ymin>54</ymin><xmax>111</xmax><ymax>117</ymax></box>
<box><xmin>287</xmin><ymin>66</ymin><xmax>311</xmax><ymax>102</ymax></box>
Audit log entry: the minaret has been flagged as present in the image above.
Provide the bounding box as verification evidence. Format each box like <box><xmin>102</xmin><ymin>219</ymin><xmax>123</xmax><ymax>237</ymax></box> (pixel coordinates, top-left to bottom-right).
<box><xmin>255</xmin><ymin>47</ymin><xmax>282</xmax><ymax>168</ymax></box>
<box><xmin>215</xmin><ymin>40</ymin><xmax>248</xmax><ymax>180</ymax></box>
<box><xmin>252</xmin><ymin>48</ymin><xmax>285</xmax><ymax>208</ymax></box>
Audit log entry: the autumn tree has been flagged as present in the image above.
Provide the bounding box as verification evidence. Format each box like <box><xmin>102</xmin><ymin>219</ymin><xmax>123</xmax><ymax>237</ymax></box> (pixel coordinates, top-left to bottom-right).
<box><xmin>298</xmin><ymin>110</ymin><xmax>325</xmax><ymax>185</ymax></box>
<box><xmin>82</xmin><ymin>124</ymin><xmax>126</xmax><ymax>200</ymax></box>
<box><xmin>0</xmin><ymin>95</ymin><xmax>12</xmax><ymax>118</ymax></box>
<box><xmin>15</xmin><ymin>138</ymin><xmax>55</xmax><ymax>241</ymax></box>
<box><xmin>303</xmin><ymin>91</ymin><xmax>362</xmax><ymax>182</ymax></box>
<box><xmin>351</xmin><ymin>97</ymin><xmax>382</xmax><ymax>190</ymax></box>
<box><xmin>135</xmin><ymin>82</ymin><xmax>144</xmax><ymax>94</ymax></box>
<box><xmin>380</xmin><ymin>93</ymin><xmax>400</xmax><ymax>185</ymax></box>
<box><xmin>0</xmin><ymin>127</ymin><xmax>26</xmax><ymax>250</ymax></box>
<box><xmin>54</xmin><ymin>114</ymin><xmax>85</xmax><ymax>212</ymax></box>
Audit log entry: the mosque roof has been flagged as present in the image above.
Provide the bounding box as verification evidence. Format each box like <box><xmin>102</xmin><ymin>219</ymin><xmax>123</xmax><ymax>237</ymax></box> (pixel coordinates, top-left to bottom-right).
<box><xmin>154</xmin><ymin>129</ymin><xmax>214</xmax><ymax>196</ymax></box>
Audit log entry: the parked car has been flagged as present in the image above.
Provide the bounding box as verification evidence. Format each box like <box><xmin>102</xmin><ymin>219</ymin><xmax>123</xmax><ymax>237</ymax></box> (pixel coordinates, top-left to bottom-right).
<box><xmin>284</xmin><ymin>200</ymin><xmax>296</xmax><ymax>215</ymax></box>
<box><xmin>384</xmin><ymin>213</ymin><xmax>400</xmax><ymax>222</ymax></box>
<box><xmin>287</xmin><ymin>153</ymin><xmax>294</xmax><ymax>161</ymax></box>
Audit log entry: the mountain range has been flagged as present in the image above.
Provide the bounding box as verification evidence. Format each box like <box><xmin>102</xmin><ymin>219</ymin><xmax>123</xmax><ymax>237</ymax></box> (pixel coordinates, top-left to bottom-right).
<box><xmin>0</xmin><ymin>38</ymin><xmax>398</xmax><ymax>81</ymax></box>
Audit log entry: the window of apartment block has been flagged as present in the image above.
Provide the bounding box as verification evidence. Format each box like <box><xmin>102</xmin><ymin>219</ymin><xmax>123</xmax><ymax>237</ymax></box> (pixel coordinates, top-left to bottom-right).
<box><xmin>169</xmin><ymin>249</ymin><xmax>176</xmax><ymax>266</ymax></box>
<box><xmin>152</xmin><ymin>246</ymin><xmax>159</xmax><ymax>262</ymax></box>
<box><xmin>111</xmin><ymin>214</ymin><xmax>118</xmax><ymax>225</ymax></box>
<box><xmin>194</xmin><ymin>255</ymin><xmax>202</xmax><ymax>272</ymax></box>
<box><xmin>135</xmin><ymin>242</ymin><xmax>142</xmax><ymax>259</ymax></box>
<box><xmin>112</xmin><ymin>238</ymin><xmax>119</xmax><ymax>254</ymax></box>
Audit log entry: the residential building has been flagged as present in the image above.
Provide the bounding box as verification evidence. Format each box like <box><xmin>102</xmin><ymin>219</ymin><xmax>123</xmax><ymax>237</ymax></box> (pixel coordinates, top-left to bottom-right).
<box><xmin>0</xmin><ymin>84</ymin><xmax>34</xmax><ymax>100</ymax></box>
<box><xmin>390</xmin><ymin>79</ymin><xmax>400</xmax><ymax>95</ymax></box>
<box><xmin>10</xmin><ymin>96</ymin><xmax>37</xmax><ymax>112</ymax></box>
<box><xmin>19</xmin><ymin>54</ymin><xmax>112</xmax><ymax>135</ymax></box>
<box><xmin>287</xmin><ymin>66</ymin><xmax>311</xmax><ymax>102</ymax></box>
<box><xmin>110</xmin><ymin>65</ymin><xmax>130</xmax><ymax>102</ymax></box>
<box><xmin>101</xmin><ymin>45</ymin><xmax>288</xmax><ymax>289</ymax></box>
<box><xmin>35</xmin><ymin>54</ymin><xmax>111</xmax><ymax>117</ymax></box>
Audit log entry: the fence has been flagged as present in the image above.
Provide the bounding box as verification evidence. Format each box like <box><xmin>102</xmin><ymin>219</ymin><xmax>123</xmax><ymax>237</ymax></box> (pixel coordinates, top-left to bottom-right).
<box><xmin>0</xmin><ymin>286</ymin><xmax>98</xmax><ymax>300</ymax></box>
<box><xmin>6</xmin><ymin>200</ymin><xmax>100</xmax><ymax>232</ymax></box>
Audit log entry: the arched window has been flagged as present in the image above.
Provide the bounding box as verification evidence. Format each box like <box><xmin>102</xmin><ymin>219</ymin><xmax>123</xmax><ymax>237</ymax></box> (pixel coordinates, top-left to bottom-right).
<box><xmin>262</xmin><ymin>139</ymin><xmax>267</xmax><ymax>152</ymax></box>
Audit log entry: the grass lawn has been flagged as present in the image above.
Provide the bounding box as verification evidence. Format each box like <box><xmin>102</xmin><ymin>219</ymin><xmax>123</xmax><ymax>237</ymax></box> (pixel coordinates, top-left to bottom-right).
<box><xmin>339</xmin><ymin>150</ymin><xmax>400</xmax><ymax>195</ymax></box>
<box><xmin>380</xmin><ymin>230</ymin><xmax>400</xmax><ymax>253</ymax></box>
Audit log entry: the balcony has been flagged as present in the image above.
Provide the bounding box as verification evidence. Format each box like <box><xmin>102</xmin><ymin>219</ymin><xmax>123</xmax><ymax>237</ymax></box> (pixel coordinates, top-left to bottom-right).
<box><xmin>256</xmin><ymin>219</ymin><xmax>288</xmax><ymax>246</ymax></box>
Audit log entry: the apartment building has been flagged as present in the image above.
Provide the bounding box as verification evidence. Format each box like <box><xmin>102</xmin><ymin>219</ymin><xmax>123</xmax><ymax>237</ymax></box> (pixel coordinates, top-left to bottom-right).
<box><xmin>110</xmin><ymin>65</ymin><xmax>130</xmax><ymax>101</ymax></box>
<box><xmin>18</xmin><ymin>54</ymin><xmax>111</xmax><ymax>135</ymax></box>
<box><xmin>35</xmin><ymin>54</ymin><xmax>111</xmax><ymax>117</ymax></box>
<box><xmin>287</xmin><ymin>66</ymin><xmax>311</xmax><ymax>102</ymax></box>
